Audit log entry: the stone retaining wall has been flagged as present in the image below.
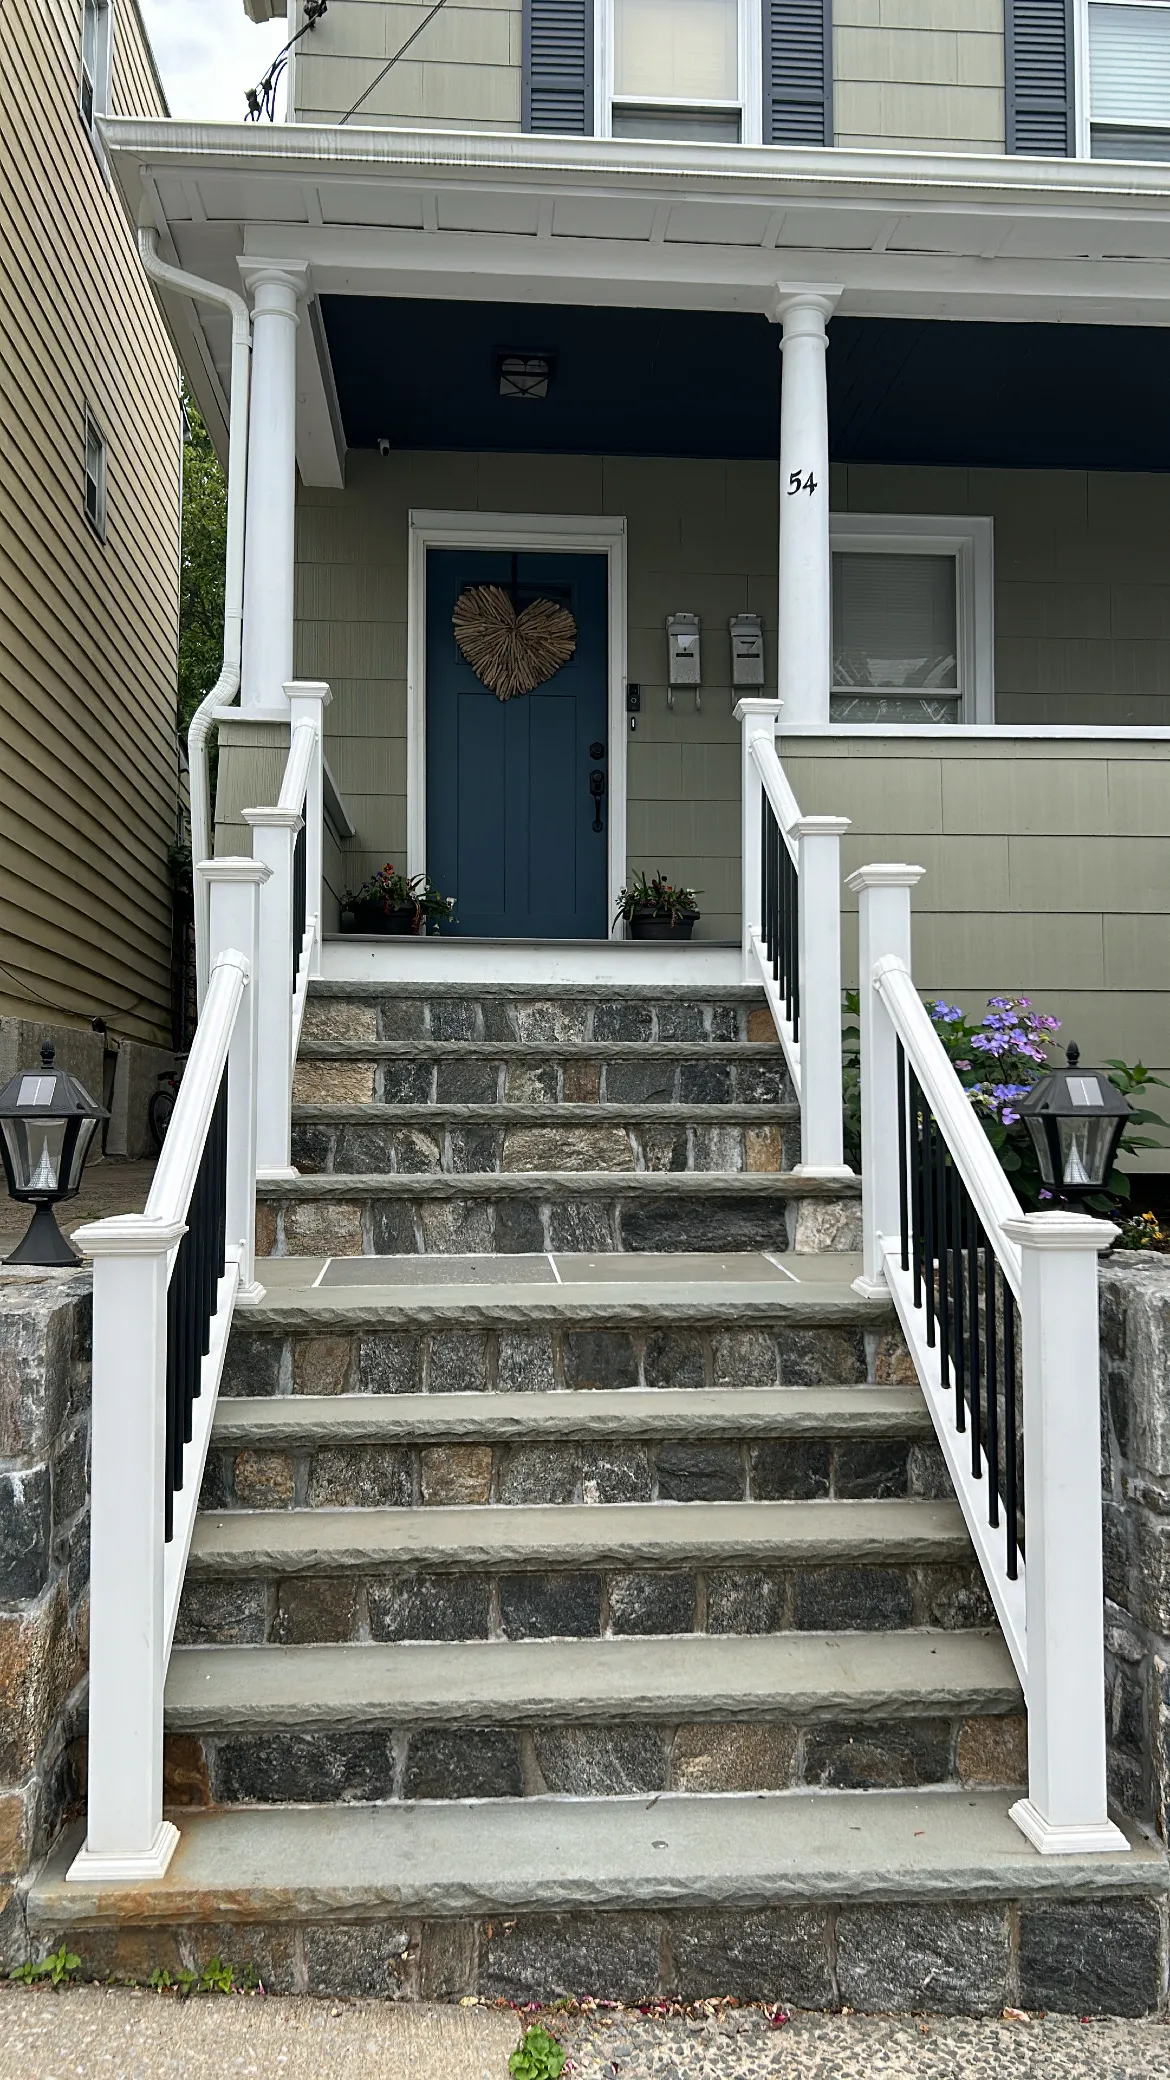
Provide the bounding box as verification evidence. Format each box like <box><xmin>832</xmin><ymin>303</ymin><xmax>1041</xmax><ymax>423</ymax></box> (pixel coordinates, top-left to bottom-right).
<box><xmin>0</xmin><ymin>1269</ymin><xmax>91</xmax><ymax>1963</ymax></box>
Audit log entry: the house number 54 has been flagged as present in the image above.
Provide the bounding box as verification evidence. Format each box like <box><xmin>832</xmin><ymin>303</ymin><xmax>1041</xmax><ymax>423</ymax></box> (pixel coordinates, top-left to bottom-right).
<box><xmin>788</xmin><ymin>470</ymin><xmax>817</xmax><ymax>495</ymax></box>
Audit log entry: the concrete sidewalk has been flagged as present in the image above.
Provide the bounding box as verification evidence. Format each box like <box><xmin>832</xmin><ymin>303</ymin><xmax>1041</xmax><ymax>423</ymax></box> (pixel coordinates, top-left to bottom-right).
<box><xmin>2</xmin><ymin>1988</ymin><xmax>1169</xmax><ymax>2079</ymax></box>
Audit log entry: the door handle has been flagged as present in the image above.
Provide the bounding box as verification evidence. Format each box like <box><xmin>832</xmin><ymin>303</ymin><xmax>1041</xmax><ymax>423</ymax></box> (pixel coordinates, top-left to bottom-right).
<box><xmin>588</xmin><ymin>768</ymin><xmax>606</xmax><ymax>833</ymax></box>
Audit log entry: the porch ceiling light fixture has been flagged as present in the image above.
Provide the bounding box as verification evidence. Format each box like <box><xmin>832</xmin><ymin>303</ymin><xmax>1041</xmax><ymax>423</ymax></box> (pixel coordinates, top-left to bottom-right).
<box><xmin>1016</xmin><ymin>1042</ymin><xmax>1132</xmax><ymax>1195</ymax></box>
<box><xmin>0</xmin><ymin>1042</ymin><xmax>107</xmax><ymax>1265</ymax></box>
<box><xmin>495</xmin><ymin>351</ymin><xmax>556</xmax><ymax>400</ymax></box>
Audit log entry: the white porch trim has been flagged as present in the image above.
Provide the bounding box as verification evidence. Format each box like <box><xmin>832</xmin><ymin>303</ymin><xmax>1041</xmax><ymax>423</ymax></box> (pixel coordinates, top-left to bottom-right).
<box><xmin>320</xmin><ymin>937</ymin><xmax>743</xmax><ymax>983</ymax></box>
<box><xmin>405</xmin><ymin>509</ymin><xmax>629</xmax><ymax>930</ymax></box>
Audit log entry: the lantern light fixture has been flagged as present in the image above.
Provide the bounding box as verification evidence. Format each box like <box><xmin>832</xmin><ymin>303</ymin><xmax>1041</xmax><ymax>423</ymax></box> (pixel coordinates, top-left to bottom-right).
<box><xmin>0</xmin><ymin>1042</ymin><xmax>107</xmax><ymax>1266</ymax></box>
<box><xmin>1016</xmin><ymin>1041</ymin><xmax>1132</xmax><ymax>1197</ymax></box>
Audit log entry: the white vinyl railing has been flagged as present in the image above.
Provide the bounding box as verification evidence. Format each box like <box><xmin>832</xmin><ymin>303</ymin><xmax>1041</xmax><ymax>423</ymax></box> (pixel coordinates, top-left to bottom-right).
<box><xmin>243</xmin><ymin>681</ymin><xmax>329</xmax><ymax>1179</ymax></box>
<box><xmin>68</xmin><ymin>859</ymin><xmax>267</xmax><ymax>1883</ymax></box>
<box><xmin>851</xmin><ymin>863</ymin><xmax>1127</xmax><ymax>1857</ymax></box>
<box><xmin>737</xmin><ymin>697</ymin><xmax>850</xmax><ymax>1177</ymax></box>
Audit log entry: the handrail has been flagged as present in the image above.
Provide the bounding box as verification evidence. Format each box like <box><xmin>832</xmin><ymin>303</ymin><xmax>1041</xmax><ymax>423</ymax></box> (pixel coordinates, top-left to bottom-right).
<box><xmin>277</xmin><ymin>718</ymin><xmax>316</xmax><ymax>815</ymax></box>
<box><xmin>853</xmin><ymin>861</ymin><xmax>1127</xmax><ymax>1857</ymax></box>
<box><xmin>68</xmin><ymin>860</ymin><xmax>266</xmax><ymax>1884</ymax></box>
<box><xmin>737</xmin><ymin>698</ymin><xmax>850</xmax><ymax>1176</ymax></box>
<box><xmin>873</xmin><ymin>956</ymin><xmax>1023</xmax><ymax>1299</ymax></box>
<box><xmin>146</xmin><ymin>955</ymin><xmax>246</xmax><ymax>1236</ymax></box>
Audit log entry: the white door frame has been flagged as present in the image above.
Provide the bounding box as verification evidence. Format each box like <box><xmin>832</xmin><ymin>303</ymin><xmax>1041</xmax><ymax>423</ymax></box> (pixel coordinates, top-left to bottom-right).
<box><xmin>406</xmin><ymin>509</ymin><xmax>628</xmax><ymax>933</ymax></box>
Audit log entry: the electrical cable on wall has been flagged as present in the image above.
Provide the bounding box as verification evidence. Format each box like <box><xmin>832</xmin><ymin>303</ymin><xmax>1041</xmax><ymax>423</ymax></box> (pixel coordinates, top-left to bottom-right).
<box><xmin>339</xmin><ymin>0</ymin><xmax>453</xmax><ymax>123</ymax></box>
<box><xmin>246</xmin><ymin>0</ymin><xmax>329</xmax><ymax>121</ymax></box>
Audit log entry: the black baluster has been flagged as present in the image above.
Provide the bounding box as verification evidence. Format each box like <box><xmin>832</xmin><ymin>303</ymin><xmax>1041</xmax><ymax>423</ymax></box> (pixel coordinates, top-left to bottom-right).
<box><xmin>968</xmin><ymin>1195</ymin><xmax>982</xmax><ymax>1481</ymax></box>
<box><xmin>984</xmin><ymin>1240</ymin><xmax>1000</xmax><ymax>1530</ymax></box>
<box><xmin>896</xmin><ymin>1039</ymin><xmax>909</xmax><ymax>1274</ymax></box>
<box><xmin>935</xmin><ymin>1132</ymin><xmax>951</xmax><ymax>1392</ymax></box>
<box><xmin>1004</xmin><ymin>1292</ymin><xmax>1019</xmax><ymax>1580</ymax></box>
<box><xmin>951</xmin><ymin>1160</ymin><xmax>966</xmax><ymax>1433</ymax></box>
<box><xmin>789</xmin><ymin>848</ymin><xmax>800</xmax><ymax>1043</ymax></box>
<box><xmin>908</xmin><ymin>1068</ymin><xmax>923</xmax><ymax>1311</ymax></box>
<box><xmin>922</xmin><ymin>1104</ymin><xmax>936</xmax><ymax>1349</ymax></box>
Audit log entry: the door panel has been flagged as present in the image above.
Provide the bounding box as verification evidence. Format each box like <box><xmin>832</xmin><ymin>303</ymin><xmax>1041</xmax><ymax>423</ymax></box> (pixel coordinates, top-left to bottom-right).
<box><xmin>426</xmin><ymin>550</ymin><xmax>609</xmax><ymax>938</ymax></box>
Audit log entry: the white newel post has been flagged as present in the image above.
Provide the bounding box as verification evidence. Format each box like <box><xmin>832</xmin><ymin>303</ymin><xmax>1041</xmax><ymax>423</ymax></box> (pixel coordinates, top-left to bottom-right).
<box><xmin>239</xmin><ymin>261</ymin><xmax>307</xmax><ymax>713</ymax></box>
<box><xmin>243</xmin><ymin>805</ymin><xmax>301</xmax><ymax>1179</ymax></box>
<box><xmin>792</xmin><ymin>815</ymin><xmax>851</xmax><ymax>1177</ymax></box>
<box><xmin>847</xmin><ymin>864</ymin><xmax>925</xmax><ymax>1299</ymax></box>
<box><xmin>770</xmin><ymin>289</ymin><xmax>840</xmax><ymax>727</ymax></box>
<box><xmin>287</xmin><ymin>679</ymin><xmax>331</xmax><ymax>980</ymax></box>
<box><xmin>202</xmin><ymin>858</ymin><xmax>269</xmax><ymax>1303</ymax></box>
<box><xmin>1001</xmin><ymin>1210</ymin><xmax>1129</xmax><ymax>1855</ymax></box>
<box><xmin>68</xmin><ymin>1216</ymin><xmax>184</xmax><ymax>1882</ymax></box>
<box><xmin>736</xmin><ymin>697</ymin><xmax>782</xmax><ymax>982</ymax></box>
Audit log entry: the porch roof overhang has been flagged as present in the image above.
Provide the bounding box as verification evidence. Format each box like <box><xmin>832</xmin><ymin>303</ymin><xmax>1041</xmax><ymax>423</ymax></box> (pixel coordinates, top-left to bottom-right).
<box><xmin>104</xmin><ymin>117</ymin><xmax>1170</xmax><ymax>478</ymax></box>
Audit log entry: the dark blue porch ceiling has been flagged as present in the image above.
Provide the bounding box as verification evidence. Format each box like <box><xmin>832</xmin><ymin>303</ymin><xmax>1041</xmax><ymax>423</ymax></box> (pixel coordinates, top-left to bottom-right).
<box><xmin>320</xmin><ymin>297</ymin><xmax>1170</xmax><ymax>471</ymax></box>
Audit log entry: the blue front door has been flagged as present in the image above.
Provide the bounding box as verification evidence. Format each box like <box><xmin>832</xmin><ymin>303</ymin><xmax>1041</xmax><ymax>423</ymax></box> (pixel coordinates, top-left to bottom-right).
<box><xmin>426</xmin><ymin>551</ymin><xmax>609</xmax><ymax>938</ymax></box>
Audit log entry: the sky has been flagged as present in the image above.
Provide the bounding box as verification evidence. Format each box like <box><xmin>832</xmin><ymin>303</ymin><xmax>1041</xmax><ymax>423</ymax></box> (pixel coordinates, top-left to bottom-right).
<box><xmin>138</xmin><ymin>0</ymin><xmax>290</xmax><ymax>122</ymax></box>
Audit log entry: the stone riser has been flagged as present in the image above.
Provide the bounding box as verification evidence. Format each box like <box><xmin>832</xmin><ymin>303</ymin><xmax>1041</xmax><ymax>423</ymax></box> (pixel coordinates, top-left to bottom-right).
<box><xmin>164</xmin><ymin>1711</ymin><xmax>1026</xmax><ymax>1809</ymax></box>
<box><xmin>290</xmin><ymin>1116</ymin><xmax>800</xmax><ymax>1177</ymax></box>
<box><xmin>176</xmin><ymin>1558</ymin><xmax>996</xmax><ymax>1648</ymax></box>
<box><xmin>38</xmin><ymin>1896</ymin><xmax>1164</xmax><ymax>2014</ymax></box>
<box><xmin>293</xmin><ymin>1054</ymin><xmax>791</xmax><ymax>1109</ymax></box>
<box><xmin>256</xmin><ymin>1185</ymin><xmax>859</xmax><ymax>1258</ymax></box>
<box><xmin>304</xmin><ymin>994</ymin><xmax>776</xmax><ymax>1048</ymax></box>
<box><xmin>201</xmin><ymin>1434</ymin><xmax>946</xmax><ymax>1513</ymax></box>
<box><xmin>221</xmin><ymin>1323</ymin><xmax>906</xmax><ymax>1400</ymax></box>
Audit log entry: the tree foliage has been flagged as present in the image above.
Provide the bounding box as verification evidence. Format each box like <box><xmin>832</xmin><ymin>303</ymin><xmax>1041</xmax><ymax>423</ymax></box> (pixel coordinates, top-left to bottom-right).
<box><xmin>178</xmin><ymin>396</ymin><xmax>227</xmax><ymax>736</ymax></box>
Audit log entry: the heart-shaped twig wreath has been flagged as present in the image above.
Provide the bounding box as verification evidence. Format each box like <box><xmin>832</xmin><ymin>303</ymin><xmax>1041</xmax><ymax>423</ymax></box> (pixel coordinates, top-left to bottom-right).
<box><xmin>453</xmin><ymin>585</ymin><xmax>577</xmax><ymax>701</ymax></box>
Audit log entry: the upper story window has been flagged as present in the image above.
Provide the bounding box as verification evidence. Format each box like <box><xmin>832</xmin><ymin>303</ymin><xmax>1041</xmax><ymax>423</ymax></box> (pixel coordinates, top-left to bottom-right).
<box><xmin>1082</xmin><ymin>0</ymin><xmax>1170</xmax><ymax>159</ymax></box>
<box><xmin>80</xmin><ymin>0</ymin><xmax>112</xmax><ymax>137</ymax></box>
<box><xmin>610</xmin><ymin>0</ymin><xmax>745</xmax><ymax>140</ymax></box>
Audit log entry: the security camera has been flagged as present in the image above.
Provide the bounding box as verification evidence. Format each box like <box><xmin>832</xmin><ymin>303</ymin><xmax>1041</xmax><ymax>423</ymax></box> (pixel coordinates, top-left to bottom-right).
<box><xmin>377</xmin><ymin>436</ymin><xmax>391</xmax><ymax>458</ymax></box>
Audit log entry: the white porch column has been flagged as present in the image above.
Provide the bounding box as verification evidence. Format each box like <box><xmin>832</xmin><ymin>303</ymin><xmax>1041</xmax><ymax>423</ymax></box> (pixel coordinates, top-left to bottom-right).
<box><xmin>770</xmin><ymin>289</ymin><xmax>840</xmax><ymax>727</ymax></box>
<box><xmin>847</xmin><ymin>863</ymin><xmax>925</xmax><ymax>1299</ymax></box>
<box><xmin>240</xmin><ymin>260</ymin><xmax>308</xmax><ymax>714</ymax></box>
<box><xmin>1002</xmin><ymin>1210</ymin><xmax>1129</xmax><ymax>1855</ymax></box>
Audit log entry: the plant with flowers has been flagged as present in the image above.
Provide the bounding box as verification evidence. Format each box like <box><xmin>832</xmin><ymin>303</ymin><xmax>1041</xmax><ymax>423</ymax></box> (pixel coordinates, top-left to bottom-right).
<box><xmin>843</xmin><ymin>990</ymin><xmax>1166</xmax><ymax>1215</ymax></box>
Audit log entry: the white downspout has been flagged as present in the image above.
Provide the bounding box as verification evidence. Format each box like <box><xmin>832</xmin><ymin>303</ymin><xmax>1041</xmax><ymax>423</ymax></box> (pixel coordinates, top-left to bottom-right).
<box><xmin>138</xmin><ymin>230</ymin><xmax>252</xmax><ymax>1003</ymax></box>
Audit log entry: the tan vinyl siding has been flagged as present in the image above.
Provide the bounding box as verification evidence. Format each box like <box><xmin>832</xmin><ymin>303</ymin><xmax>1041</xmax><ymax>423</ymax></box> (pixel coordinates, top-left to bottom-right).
<box><xmin>778</xmin><ymin>734</ymin><xmax>1170</xmax><ymax>1168</ymax></box>
<box><xmin>832</xmin><ymin>0</ymin><xmax>1006</xmax><ymax>153</ymax></box>
<box><xmin>0</xmin><ymin>0</ymin><xmax>180</xmax><ymax>1042</ymax></box>
<box><xmin>292</xmin><ymin>0</ymin><xmax>523</xmax><ymax>131</ymax></box>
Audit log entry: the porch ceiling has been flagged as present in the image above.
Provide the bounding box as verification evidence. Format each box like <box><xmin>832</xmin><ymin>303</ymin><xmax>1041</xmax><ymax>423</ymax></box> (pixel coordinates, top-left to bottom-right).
<box><xmin>324</xmin><ymin>297</ymin><xmax>1170</xmax><ymax>472</ymax></box>
<box><xmin>103</xmin><ymin>117</ymin><xmax>1170</xmax><ymax>466</ymax></box>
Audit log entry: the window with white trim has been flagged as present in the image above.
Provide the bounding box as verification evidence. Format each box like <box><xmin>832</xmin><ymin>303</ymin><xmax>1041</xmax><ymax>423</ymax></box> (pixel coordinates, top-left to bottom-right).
<box><xmin>1080</xmin><ymin>0</ymin><xmax>1170</xmax><ymax>160</ymax></box>
<box><xmin>84</xmin><ymin>409</ymin><xmax>107</xmax><ymax>541</ymax></box>
<box><xmin>79</xmin><ymin>0</ymin><xmax>112</xmax><ymax>139</ymax></box>
<box><xmin>829</xmin><ymin>516</ymin><xmax>994</xmax><ymax>726</ymax></box>
<box><xmin>603</xmin><ymin>0</ymin><xmax>761</xmax><ymax>142</ymax></box>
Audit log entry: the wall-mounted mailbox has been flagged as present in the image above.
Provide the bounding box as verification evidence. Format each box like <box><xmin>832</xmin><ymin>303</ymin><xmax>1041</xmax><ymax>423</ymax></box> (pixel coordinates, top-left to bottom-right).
<box><xmin>729</xmin><ymin>612</ymin><xmax>764</xmax><ymax>688</ymax></box>
<box><xmin>666</xmin><ymin>613</ymin><xmax>701</xmax><ymax>688</ymax></box>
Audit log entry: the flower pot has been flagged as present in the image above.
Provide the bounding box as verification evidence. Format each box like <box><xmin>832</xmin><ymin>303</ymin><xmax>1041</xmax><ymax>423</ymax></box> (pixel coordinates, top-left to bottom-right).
<box><xmin>628</xmin><ymin>907</ymin><xmax>699</xmax><ymax>941</ymax></box>
<box><xmin>344</xmin><ymin>901</ymin><xmax>423</xmax><ymax>936</ymax></box>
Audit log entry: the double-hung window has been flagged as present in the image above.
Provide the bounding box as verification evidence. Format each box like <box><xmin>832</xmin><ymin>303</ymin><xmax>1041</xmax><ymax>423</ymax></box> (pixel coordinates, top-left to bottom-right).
<box><xmin>84</xmin><ymin>409</ymin><xmax>107</xmax><ymax>541</ymax></box>
<box><xmin>609</xmin><ymin>0</ymin><xmax>751</xmax><ymax>141</ymax></box>
<box><xmin>829</xmin><ymin>517</ymin><xmax>994</xmax><ymax>726</ymax></box>
<box><xmin>80</xmin><ymin>0</ymin><xmax>112</xmax><ymax>140</ymax></box>
<box><xmin>1080</xmin><ymin>0</ymin><xmax>1170</xmax><ymax>159</ymax></box>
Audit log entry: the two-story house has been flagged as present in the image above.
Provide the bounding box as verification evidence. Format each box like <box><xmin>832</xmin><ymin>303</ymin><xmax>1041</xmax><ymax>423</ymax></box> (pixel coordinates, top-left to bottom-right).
<box><xmin>36</xmin><ymin>0</ymin><xmax>1170</xmax><ymax>2015</ymax></box>
<box><xmin>1</xmin><ymin>0</ymin><xmax>181</xmax><ymax>1151</ymax></box>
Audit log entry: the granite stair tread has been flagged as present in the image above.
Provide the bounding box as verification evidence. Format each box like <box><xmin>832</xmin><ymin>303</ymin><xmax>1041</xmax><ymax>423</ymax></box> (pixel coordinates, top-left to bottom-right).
<box><xmin>164</xmin><ymin>1629</ymin><xmax>1021</xmax><ymax>1731</ymax></box>
<box><xmin>259</xmin><ymin>1170</ymin><xmax>857</xmax><ymax>1199</ymax></box>
<box><xmin>247</xmin><ymin>1278</ymin><xmax>890</xmax><ymax>1330</ymax></box>
<box><xmin>211</xmin><ymin>1386</ymin><xmax>932</xmax><ymax>1448</ymax></box>
<box><xmin>33</xmin><ymin>1792</ymin><xmax>1157</xmax><ymax>1928</ymax></box>
<box><xmin>188</xmin><ymin>1497</ymin><xmax>970</xmax><ymax>1574</ymax></box>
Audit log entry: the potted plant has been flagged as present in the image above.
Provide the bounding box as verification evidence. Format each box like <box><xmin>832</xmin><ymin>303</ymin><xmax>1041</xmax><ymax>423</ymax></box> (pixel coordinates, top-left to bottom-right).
<box><xmin>340</xmin><ymin>864</ymin><xmax>455</xmax><ymax>936</ymax></box>
<box><xmin>616</xmin><ymin>872</ymin><xmax>701</xmax><ymax>941</ymax></box>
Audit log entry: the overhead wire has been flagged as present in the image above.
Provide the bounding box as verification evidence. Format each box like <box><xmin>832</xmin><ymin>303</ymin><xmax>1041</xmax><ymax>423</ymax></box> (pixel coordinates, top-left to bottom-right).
<box><xmin>339</xmin><ymin>0</ymin><xmax>453</xmax><ymax>122</ymax></box>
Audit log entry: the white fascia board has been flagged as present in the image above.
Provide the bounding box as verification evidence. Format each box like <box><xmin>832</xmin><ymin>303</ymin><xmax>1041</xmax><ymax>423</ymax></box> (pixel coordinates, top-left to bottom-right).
<box><xmin>242</xmin><ymin>0</ymin><xmax>282</xmax><ymax>19</ymax></box>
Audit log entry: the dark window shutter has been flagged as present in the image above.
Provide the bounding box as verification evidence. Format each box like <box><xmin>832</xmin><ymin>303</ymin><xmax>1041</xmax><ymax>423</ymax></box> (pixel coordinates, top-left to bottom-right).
<box><xmin>522</xmin><ymin>0</ymin><xmax>594</xmax><ymax>134</ymax></box>
<box><xmin>1005</xmin><ymin>0</ymin><xmax>1073</xmax><ymax>154</ymax></box>
<box><xmin>763</xmin><ymin>0</ymin><xmax>832</xmax><ymax>146</ymax></box>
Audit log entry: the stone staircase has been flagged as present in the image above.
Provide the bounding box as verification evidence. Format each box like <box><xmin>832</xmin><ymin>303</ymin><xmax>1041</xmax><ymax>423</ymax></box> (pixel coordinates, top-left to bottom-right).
<box><xmin>33</xmin><ymin>983</ymin><xmax>1160</xmax><ymax>2012</ymax></box>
